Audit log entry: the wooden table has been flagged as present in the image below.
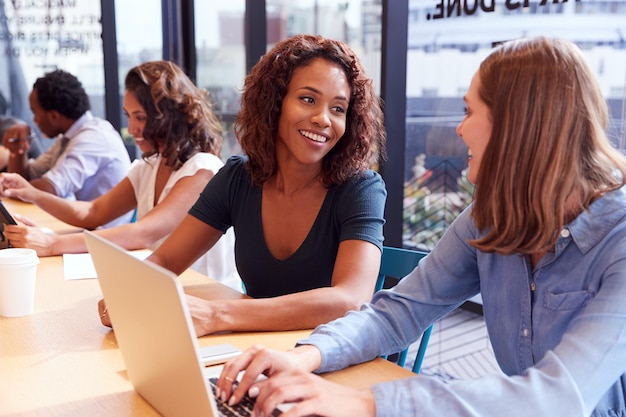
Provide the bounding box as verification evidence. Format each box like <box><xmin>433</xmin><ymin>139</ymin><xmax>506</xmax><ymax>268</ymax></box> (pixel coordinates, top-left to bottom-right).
<box><xmin>0</xmin><ymin>198</ymin><xmax>414</xmax><ymax>416</ymax></box>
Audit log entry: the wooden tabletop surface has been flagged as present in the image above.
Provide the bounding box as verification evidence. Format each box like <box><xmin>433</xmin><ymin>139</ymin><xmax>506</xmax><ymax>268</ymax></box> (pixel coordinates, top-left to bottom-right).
<box><xmin>0</xmin><ymin>197</ymin><xmax>413</xmax><ymax>416</ymax></box>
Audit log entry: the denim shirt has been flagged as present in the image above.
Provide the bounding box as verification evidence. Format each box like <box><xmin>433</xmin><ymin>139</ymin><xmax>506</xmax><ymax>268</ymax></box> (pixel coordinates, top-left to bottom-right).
<box><xmin>300</xmin><ymin>186</ymin><xmax>626</xmax><ymax>417</ymax></box>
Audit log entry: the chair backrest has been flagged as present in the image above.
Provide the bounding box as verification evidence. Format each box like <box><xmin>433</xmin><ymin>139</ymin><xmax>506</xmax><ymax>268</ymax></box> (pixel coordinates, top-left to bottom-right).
<box><xmin>376</xmin><ymin>246</ymin><xmax>431</xmax><ymax>373</ymax></box>
<box><xmin>375</xmin><ymin>246</ymin><xmax>428</xmax><ymax>292</ymax></box>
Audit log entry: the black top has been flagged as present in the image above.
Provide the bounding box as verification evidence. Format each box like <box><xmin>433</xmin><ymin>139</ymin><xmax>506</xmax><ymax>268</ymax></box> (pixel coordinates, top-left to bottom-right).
<box><xmin>189</xmin><ymin>156</ymin><xmax>387</xmax><ymax>298</ymax></box>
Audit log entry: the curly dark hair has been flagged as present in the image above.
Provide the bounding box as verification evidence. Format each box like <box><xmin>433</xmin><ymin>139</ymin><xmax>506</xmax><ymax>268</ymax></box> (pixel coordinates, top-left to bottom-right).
<box><xmin>33</xmin><ymin>69</ymin><xmax>90</xmax><ymax>119</ymax></box>
<box><xmin>124</xmin><ymin>61</ymin><xmax>223</xmax><ymax>169</ymax></box>
<box><xmin>236</xmin><ymin>34</ymin><xmax>386</xmax><ymax>187</ymax></box>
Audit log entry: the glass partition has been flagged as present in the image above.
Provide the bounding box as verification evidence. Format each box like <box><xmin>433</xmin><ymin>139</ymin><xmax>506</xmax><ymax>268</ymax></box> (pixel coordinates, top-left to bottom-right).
<box><xmin>266</xmin><ymin>0</ymin><xmax>382</xmax><ymax>94</ymax></box>
<box><xmin>194</xmin><ymin>0</ymin><xmax>383</xmax><ymax>159</ymax></box>
<box><xmin>403</xmin><ymin>0</ymin><xmax>626</xmax><ymax>250</ymax></box>
<box><xmin>194</xmin><ymin>0</ymin><xmax>246</xmax><ymax>158</ymax></box>
<box><xmin>0</xmin><ymin>0</ymin><xmax>105</xmax><ymax>132</ymax></box>
<box><xmin>116</xmin><ymin>0</ymin><xmax>162</xmax><ymax>158</ymax></box>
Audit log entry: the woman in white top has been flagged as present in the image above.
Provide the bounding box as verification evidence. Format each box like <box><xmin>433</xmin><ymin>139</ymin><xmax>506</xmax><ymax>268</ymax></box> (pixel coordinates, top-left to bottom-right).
<box><xmin>0</xmin><ymin>60</ymin><xmax>240</xmax><ymax>291</ymax></box>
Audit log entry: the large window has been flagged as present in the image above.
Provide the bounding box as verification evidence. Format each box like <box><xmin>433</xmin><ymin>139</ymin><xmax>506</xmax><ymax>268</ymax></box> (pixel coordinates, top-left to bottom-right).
<box><xmin>1</xmin><ymin>0</ymin><xmax>105</xmax><ymax>125</ymax></box>
<box><xmin>403</xmin><ymin>0</ymin><xmax>626</xmax><ymax>250</ymax></box>
<box><xmin>194</xmin><ymin>0</ymin><xmax>383</xmax><ymax>159</ymax></box>
<box><xmin>5</xmin><ymin>1</ymin><xmax>624</xmax><ymax>250</ymax></box>
<box><xmin>266</xmin><ymin>0</ymin><xmax>382</xmax><ymax>93</ymax></box>
<box><xmin>194</xmin><ymin>1</ymin><xmax>246</xmax><ymax>158</ymax></box>
<box><xmin>115</xmin><ymin>0</ymin><xmax>162</xmax><ymax>159</ymax></box>
<box><xmin>115</xmin><ymin>0</ymin><xmax>162</xmax><ymax>91</ymax></box>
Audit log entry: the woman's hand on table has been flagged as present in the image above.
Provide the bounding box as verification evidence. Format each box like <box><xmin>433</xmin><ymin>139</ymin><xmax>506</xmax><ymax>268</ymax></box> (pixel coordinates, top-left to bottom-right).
<box><xmin>98</xmin><ymin>298</ymin><xmax>112</xmax><ymax>327</ymax></box>
<box><xmin>185</xmin><ymin>293</ymin><xmax>219</xmax><ymax>336</ymax></box>
<box><xmin>2</xmin><ymin>216</ymin><xmax>57</xmax><ymax>257</ymax></box>
<box><xmin>97</xmin><ymin>291</ymin><xmax>221</xmax><ymax>332</ymax></box>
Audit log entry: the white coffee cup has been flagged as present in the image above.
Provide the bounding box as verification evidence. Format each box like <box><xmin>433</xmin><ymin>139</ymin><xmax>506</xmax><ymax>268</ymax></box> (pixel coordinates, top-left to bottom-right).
<box><xmin>0</xmin><ymin>248</ymin><xmax>39</xmax><ymax>317</ymax></box>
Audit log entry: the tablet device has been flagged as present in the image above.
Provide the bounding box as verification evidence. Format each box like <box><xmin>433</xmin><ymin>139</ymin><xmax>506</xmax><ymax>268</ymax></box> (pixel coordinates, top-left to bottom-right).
<box><xmin>0</xmin><ymin>200</ymin><xmax>17</xmax><ymax>249</ymax></box>
<box><xmin>199</xmin><ymin>343</ymin><xmax>241</xmax><ymax>366</ymax></box>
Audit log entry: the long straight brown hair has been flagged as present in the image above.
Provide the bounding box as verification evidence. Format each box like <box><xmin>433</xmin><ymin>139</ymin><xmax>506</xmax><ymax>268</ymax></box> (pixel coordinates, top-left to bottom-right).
<box><xmin>470</xmin><ymin>37</ymin><xmax>626</xmax><ymax>255</ymax></box>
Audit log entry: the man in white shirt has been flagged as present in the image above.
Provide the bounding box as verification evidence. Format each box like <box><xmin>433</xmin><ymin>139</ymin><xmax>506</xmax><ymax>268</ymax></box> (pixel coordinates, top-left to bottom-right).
<box><xmin>1</xmin><ymin>70</ymin><xmax>132</xmax><ymax>226</ymax></box>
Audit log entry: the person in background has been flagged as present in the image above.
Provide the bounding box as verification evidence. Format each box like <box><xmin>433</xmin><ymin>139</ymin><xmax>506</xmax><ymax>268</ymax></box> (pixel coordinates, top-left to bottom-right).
<box><xmin>0</xmin><ymin>115</ymin><xmax>43</xmax><ymax>171</ymax></box>
<box><xmin>0</xmin><ymin>145</ymin><xmax>6</xmax><ymax>170</ymax></box>
<box><xmin>0</xmin><ymin>61</ymin><xmax>240</xmax><ymax>291</ymax></box>
<box><xmin>0</xmin><ymin>116</ymin><xmax>19</xmax><ymax>170</ymax></box>
<box><xmin>216</xmin><ymin>37</ymin><xmax>626</xmax><ymax>417</ymax></box>
<box><xmin>114</xmin><ymin>34</ymin><xmax>388</xmax><ymax>336</ymax></box>
<box><xmin>1</xmin><ymin>69</ymin><xmax>131</xmax><ymax>226</ymax></box>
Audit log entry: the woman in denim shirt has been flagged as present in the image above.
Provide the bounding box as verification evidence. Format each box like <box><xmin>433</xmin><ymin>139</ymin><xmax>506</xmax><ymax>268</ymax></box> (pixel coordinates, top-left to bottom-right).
<box><xmin>215</xmin><ymin>37</ymin><xmax>626</xmax><ymax>417</ymax></box>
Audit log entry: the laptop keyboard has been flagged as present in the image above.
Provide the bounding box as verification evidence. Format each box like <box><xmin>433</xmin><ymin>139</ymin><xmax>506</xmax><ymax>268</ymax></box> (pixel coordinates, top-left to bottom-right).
<box><xmin>208</xmin><ymin>377</ymin><xmax>282</xmax><ymax>417</ymax></box>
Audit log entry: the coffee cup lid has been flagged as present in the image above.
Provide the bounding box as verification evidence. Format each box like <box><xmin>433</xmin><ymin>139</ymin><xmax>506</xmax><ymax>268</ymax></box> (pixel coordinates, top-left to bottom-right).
<box><xmin>0</xmin><ymin>248</ymin><xmax>39</xmax><ymax>266</ymax></box>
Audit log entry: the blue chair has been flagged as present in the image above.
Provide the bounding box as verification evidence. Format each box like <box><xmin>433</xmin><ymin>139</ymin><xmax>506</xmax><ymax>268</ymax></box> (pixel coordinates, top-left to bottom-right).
<box><xmin>376</xmin><ymin>246</ymin><xmax>433</xmax><ymax>373</ymax></box>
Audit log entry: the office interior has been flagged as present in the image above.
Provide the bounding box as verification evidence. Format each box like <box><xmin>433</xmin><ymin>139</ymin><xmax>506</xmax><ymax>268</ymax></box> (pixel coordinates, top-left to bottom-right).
<box><xmin>2</xmin><ymin>0</ymin><xmax>625</xmax><ymax>252</ymax></box>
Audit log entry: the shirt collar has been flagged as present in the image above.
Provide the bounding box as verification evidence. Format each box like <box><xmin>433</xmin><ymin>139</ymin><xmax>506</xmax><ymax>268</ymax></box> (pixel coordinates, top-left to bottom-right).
<box><xmin>564</xmin><ymin>185</ymin><xmax>626</xmax><ymax>253</ymax></box>
<box><xmin>63</xmin><ymin>111</ymin><xmax>93</xmax><ymax>140</ymax></box>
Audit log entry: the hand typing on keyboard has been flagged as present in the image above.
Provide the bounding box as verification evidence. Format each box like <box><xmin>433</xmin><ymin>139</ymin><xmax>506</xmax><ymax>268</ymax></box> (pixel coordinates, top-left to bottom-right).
<box><xmin>215</xmin><ymin>345</ymin><xmax>376</xmax><ymax>417</ymax></box>
<box><xmin>209</xmin><ymin>377</ymin><xmax>281</xmax><ymax>417</ymax></box>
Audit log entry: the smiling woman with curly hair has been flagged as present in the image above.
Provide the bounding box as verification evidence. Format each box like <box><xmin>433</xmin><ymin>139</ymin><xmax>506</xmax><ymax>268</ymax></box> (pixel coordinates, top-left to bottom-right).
<box><xmin>148</xmin><ymin>34</ymin><xmax>388</xmax><ymax>337</ymax></box>
<box><xmin>238</xmin><ymin>34</ymin><xmax>385</xmax><ymax>187</ymax></box>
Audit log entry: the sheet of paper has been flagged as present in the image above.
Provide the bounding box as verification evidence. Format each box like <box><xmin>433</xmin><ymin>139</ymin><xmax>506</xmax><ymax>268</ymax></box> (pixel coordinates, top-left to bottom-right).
<box><xmin>63</xmin><ymin>249</ymin><xmax>152</xmax><ymax>280</ymax></box>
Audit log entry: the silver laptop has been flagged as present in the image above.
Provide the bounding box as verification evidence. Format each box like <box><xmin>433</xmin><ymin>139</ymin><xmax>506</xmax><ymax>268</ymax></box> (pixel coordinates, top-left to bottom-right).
<box><xmin>84</xmin><ymin>230</ymin><xmax>278</xmax><ymax>417</ymax></box>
